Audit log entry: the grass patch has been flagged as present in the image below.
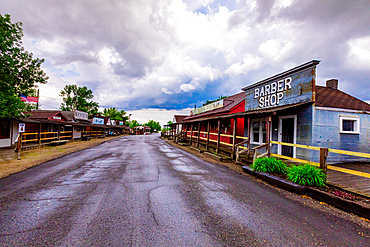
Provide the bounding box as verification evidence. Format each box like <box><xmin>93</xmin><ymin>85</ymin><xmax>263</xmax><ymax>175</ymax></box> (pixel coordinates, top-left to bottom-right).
<box><xmin>252</xmin><ymin>157</ymin><xmax>287</xmax><ymax>175</ymax></box>
<box><xmin>287</xmin><ymin>164</ymin><xmax>326</xmax><ymax>187</ymax></box>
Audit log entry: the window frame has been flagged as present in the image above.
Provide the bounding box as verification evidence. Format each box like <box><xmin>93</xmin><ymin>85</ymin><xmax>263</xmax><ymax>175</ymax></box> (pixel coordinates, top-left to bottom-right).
<box><xmin>339</xmin><ymin>115</ymin><xmax>360</xmax><ymax>134</ymax></box>
<box><xmin>250</xmin><ymin>118</ymin><xmax>269</xmax><ymax>145</ymax></box>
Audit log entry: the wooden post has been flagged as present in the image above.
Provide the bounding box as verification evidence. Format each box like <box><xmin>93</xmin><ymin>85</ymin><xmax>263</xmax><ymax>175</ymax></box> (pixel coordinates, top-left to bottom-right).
<box><xmin>190</xmin><ymin>123</ymin><xmax>193</xmax><ymax>146</ymax></box>
<box><xmin>320</xmin><ymin>148</ymin><xmax>329</xmax><ymax>175</ymax></box>
<box><xmin>197</xmin><ymin>122</ymin><xmax>200</xmax><ymax>148</ymax></box>
<box><xmin>10</xmin><ymin>119</ymin><xmax>13</xmax><ymax>147</ymax></box>
<box><xmin>72</xmin><ymin>126</ymin><xmax>74</xmax><ymax>140</ymax></box>
<box><xmin>247</xmin><ymin>117</ymin><xmax>251</xmax><ymax>155</ymax></box>
<box><xmin>17</xmin><ymin>133</ymin><xmax>22</xmax><ymax>160</ymax></box>
<box><xmin>232</xmin><ymin>118</ymin><xmax>237</xmax><ymax>159</ymax></box>
<box><xmin>38</xmin><ymin>123</ymin><xmax>42</xmax><ymax>145</ymax></box>
<box><xmin>216</xmin><ymin>120</ymin><xmax>221</xmax><ymax>154</ymax></box>
<box><xmin>206</xmin><ymin>121</ymin><xmax>210</xmax><ymax>151</ymax></box>
<box><xmin>58</xmin><ymin>125</ymin><xmax>60</xmax><ymax>141</ymax></box>
<box><xmin>266</xmin><ymin>115</ymin><xmax>271</xmax><ymax>157</ymax></box>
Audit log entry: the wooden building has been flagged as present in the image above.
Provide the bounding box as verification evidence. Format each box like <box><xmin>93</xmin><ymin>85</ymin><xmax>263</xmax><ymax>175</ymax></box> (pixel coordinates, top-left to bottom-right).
<box><xmin>175</xmin><ymin>60</ymin><xmax>370</xmax><ymax>164</ymax></box>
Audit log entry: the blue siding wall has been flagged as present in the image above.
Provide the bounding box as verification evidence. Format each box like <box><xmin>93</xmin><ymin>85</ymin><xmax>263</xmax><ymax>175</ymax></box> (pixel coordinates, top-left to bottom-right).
<box><xmin>269</xmin><ymin>105</ymin><xmax>314</xmax><ymax>161</ymax></box>
<box><xmin>312</xmin><ymin>108</ymin><xmax>370</xmax><ymax>163</ymax></box>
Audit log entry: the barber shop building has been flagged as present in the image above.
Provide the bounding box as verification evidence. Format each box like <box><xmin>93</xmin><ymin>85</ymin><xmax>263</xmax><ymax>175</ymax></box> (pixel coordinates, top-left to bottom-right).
<box><xmin>179</xmin><ymin>60</ymin><xmax>370</xmax><ymax>164</ymax></box>
<box><xmin>242</xmin><ymin>60</ymin><xmax>370</xmax><ymax>163</ymax></box>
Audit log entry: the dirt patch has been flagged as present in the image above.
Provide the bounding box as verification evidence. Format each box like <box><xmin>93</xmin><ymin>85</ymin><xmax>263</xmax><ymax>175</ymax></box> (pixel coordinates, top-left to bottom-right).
<box><xmin>0</xmin><ymin>135</ymin><xmax>124</xmax><ymax>179</ymax></box>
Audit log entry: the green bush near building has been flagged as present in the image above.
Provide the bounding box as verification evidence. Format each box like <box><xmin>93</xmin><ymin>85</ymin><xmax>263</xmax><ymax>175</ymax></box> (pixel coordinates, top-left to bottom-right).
<box><xmin>252</xmin><ymin>157</ymin><xmax>287</xmax><ymax>175</ymax></box>
<box><xmin>287</xmin><ymin>164</ymin><xmax>326</xmax><ymax>187</ymax></box>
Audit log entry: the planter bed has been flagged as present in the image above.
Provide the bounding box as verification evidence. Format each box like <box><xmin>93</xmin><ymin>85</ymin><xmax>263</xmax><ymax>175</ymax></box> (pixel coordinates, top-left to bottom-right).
<box><xmin>242</xmin><ymin>165</ymin><xmax>370</xmax><ymax>219</ymax></box>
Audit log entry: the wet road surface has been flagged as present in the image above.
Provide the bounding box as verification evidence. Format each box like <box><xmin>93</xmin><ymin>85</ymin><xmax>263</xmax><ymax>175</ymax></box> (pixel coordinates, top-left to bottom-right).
<box><xmin>0</xmin><ymin>134</ymin><xmax>369</xmax><ymax>246</ymax></box>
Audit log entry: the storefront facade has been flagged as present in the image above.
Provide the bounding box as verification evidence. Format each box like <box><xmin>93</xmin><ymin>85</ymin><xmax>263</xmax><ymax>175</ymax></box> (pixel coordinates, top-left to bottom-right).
<box><xmin>242</xmin><ymin>60</ymin><xmax>370</xmax><ymax>163</ymax></box>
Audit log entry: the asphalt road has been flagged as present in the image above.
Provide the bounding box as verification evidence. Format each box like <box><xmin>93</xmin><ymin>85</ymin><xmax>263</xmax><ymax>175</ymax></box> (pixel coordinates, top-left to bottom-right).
<box><xmin>0</xmin><ymin>134</ymin><xmax>369</xmax><ymax>246</ymax></box>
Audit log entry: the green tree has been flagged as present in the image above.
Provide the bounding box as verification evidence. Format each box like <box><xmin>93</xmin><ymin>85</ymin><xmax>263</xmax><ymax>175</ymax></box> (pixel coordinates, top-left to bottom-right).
<box><xmin>129</xmin><ymin>120</ymin><xmax>141</xmax><ymax>128</ymax></box>
<box><xmin>103</xmin><ymin>107</ymin><xmax>128</xmax><ymax>121</ymax></box>
<box><xmin>166</xmin><ymin>120</ymin><xmax>173</xmax><ymax>130</ymax></box>
<box><xmin>0</xmin><ymin>14</ymin><xmax>48</xmax><ymax>118</ymax></box>
<box><xmin>59</xmin><ymin>84</ymin><xmax>99</xmax><ymax>116</ymax></box>
<box><xmin>144</xmin><ymin>120</ymin><xmax>161</xmax><ymax>133</ymax></box>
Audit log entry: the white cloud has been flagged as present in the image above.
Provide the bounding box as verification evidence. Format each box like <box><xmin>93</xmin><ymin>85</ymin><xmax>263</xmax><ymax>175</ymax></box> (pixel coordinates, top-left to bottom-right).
<box><xmin>180</xmin><ymin>83</ymin><xmax>196</xmax><ymax>92</ymax></box>
<box><xmin>347</xmin><ymin>36</ymin><xmax>370</xmax><ymax>70</ymax></box>
<box><xmin>2</xmin><ymin>0</ymin><xmax>370</xmax><ymax>119</ymax></box>
<box><xmin>225</xmin><ymin>54</ymin><xmax>263</xmax><ymax>75</ymax></box>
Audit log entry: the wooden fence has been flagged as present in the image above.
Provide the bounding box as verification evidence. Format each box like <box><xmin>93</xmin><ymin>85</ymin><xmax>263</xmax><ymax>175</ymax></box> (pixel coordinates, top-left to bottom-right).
<box><xmin>166</xmin><ymin>130</ymin><xmax>370</xmax><ymax>175</ymax></box>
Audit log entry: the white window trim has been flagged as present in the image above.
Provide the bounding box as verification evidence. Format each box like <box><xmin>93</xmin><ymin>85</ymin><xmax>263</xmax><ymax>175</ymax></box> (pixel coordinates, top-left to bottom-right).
<box><xmin>278</xmin><ymin>115</ymin><xmax>297</xmax><ymax>158</ymax></box>
<box><xmin>339</xmin><ymin>115</ymin><xmax>360</xmax><ymax>134</ymax></box>
<box><xmin>250</xmin><ymin>118</ymin><xmax>271</xmax><ymax>145</ymax></box>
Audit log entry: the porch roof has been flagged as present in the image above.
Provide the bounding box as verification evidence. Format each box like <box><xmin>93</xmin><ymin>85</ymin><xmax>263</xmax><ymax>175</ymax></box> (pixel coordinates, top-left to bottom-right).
<box><xmin>181</xmin><ymin>101</ymin><xmax>311</xmax><ymax>123</ymax></box>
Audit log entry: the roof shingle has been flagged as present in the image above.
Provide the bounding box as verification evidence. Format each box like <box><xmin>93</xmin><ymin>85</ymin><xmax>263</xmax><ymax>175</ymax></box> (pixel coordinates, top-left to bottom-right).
<box><xmin>315</xmin><ymin>86</ymin><xmax>370</xmax><ymax>111</ymax></box>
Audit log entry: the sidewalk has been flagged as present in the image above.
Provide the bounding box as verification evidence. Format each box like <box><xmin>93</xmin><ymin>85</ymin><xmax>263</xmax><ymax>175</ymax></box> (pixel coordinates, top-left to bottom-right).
<box><xmin>327</xmin><ymin>163</ymin><xmax>370</xmax><ymax>198</ymax></box>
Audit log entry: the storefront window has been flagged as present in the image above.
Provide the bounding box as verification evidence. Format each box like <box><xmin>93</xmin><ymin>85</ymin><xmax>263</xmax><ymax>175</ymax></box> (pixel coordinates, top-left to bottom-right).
<box><xmin>251</xmin><ymin>119</ymin><xmax>269</xmax><ymax>144</ymax></box>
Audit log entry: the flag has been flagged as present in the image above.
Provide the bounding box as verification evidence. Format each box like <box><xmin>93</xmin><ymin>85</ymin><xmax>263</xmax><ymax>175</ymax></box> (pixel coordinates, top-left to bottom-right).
<box><xmin>21</xmin><ymin>94</ymin><xmax>38</xmax><ymax>103</ymax></box>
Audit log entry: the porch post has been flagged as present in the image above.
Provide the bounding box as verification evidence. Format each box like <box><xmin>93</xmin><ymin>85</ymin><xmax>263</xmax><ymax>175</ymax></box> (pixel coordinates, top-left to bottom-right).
<box><xmin>247</xmin><ymin>117</ymin><xmax>251</xmax><ymax>154</ymax></box>
<box><xmin>197</xmin><ymin>122</ymin><xmax>200</xmax><ymax>148</ymax></box>
<box><xmin>232</xmin><ymin>117</ymin><xmax>237</xmax><ymax>159</ymax></box>
<box><xmin>206</xmin><ymin>121</ymin><xmax>210</xmax><ymax>151</ymax></box>
<box><xmin>266</xmin><ymin>115</ymin><xmax>271</xmax><ymax>157</ymax></box>
<box><xmin>39</xmin><ymin>123</ymin><xmax>42</xmax><ymax>145</ymax></box>
<box><xmin>58</xmin><ymin>125</ymin><xmax>60</xmax><ymax>141</ymax></box>
<box><xmin>320</xmin><ymin>148</ymin><xmax>328</xmax><ymax>175</ymax></box>
<box><xmin>72</xmin><ymin>126</ymin><xmax>74</xmax><ymax>140</ymax></box>
<box><xmin>17</xmin><ymin>132</ymin><xmax>22</xmax><ymax>160</ymax></box>
<box><xmin>216</xmin><ymin>120</ymin><xmax>221</xmax><ymax>154</ymax></box>
<box><xmin>190</xmin><ymin>123</ymin><xmax>193</xmax><ymax>146</ymax></box>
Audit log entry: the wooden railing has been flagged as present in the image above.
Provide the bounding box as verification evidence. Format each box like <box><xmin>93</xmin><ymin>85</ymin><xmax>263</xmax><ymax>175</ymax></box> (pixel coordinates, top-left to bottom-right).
<box><xmin>270</xmin><ymin>140</ymin><xmax>370</xmax><ymax>175</ymax></box>
<box><xmin>175</xmin><ymin>130</ymin><xmax>370</xmax><ymax>177</ymax></box>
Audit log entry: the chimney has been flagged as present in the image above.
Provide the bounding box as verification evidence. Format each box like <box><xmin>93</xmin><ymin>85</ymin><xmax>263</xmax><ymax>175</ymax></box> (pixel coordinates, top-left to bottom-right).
<box><xmin>326</xmin><ymin>79</ymin><xmax>338</xmax><ymax>90</ymax></box>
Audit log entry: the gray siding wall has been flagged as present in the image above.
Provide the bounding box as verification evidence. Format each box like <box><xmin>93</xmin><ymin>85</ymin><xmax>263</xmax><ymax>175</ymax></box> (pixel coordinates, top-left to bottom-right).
<box><xmin>312</xmin><ymin>107</ymin><xmax>370</xmax><ymax>163</ymax></box>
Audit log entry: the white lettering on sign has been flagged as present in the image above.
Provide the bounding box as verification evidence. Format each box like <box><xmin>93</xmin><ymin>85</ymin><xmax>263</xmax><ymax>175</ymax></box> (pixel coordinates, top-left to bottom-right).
<box><xmin>53</xmin><ymin>116</ymin><xmax>62</xmax><ymax>120</ymax></box>
<box><xmin>191</xmin><ymin>99</ymin><xmax>224</xmax><ymax>115</ymax></box>
<box><xmin>254</xmin><ymin>77</ymin><xmax>292</xmax><ymax>108</ymax></box>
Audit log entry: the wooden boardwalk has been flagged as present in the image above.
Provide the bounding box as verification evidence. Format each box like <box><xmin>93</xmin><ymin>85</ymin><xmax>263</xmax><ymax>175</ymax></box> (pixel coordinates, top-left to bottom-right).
<box><xmin>327</xmin><ymin>163</ymin><xmax>370</xmax><ymax>198</ymax></box>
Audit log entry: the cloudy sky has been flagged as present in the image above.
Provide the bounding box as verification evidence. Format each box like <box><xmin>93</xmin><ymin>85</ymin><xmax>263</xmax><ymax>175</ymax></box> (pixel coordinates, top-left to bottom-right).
<box><xmin>1</xmin><ymin>0</ymin><xmax>370</xmax><ymax>126</ymax></box>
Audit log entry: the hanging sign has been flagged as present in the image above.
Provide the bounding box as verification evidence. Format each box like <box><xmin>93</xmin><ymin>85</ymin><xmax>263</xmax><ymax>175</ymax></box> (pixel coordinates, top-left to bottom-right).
<box><xmin>92</xmin><ymin>117</ymin><xmax>104</xmax><ymax>125</ymax></box>
<box><xmin>19</xmin><ymin>123</ymin><xmax>25</xmax><ymax>133</ymax></box>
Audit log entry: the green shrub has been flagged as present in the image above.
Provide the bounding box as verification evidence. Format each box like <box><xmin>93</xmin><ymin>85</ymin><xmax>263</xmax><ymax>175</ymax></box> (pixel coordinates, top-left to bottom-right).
<box><xmin>252</xmin><ymin>157</ymin><xmax>287</xmax><ymax>175</ymax></box>
<box><xmin>287</xmin><ymin>164</ymin><xmax>326</xmax><ymax>187</ymax></box>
